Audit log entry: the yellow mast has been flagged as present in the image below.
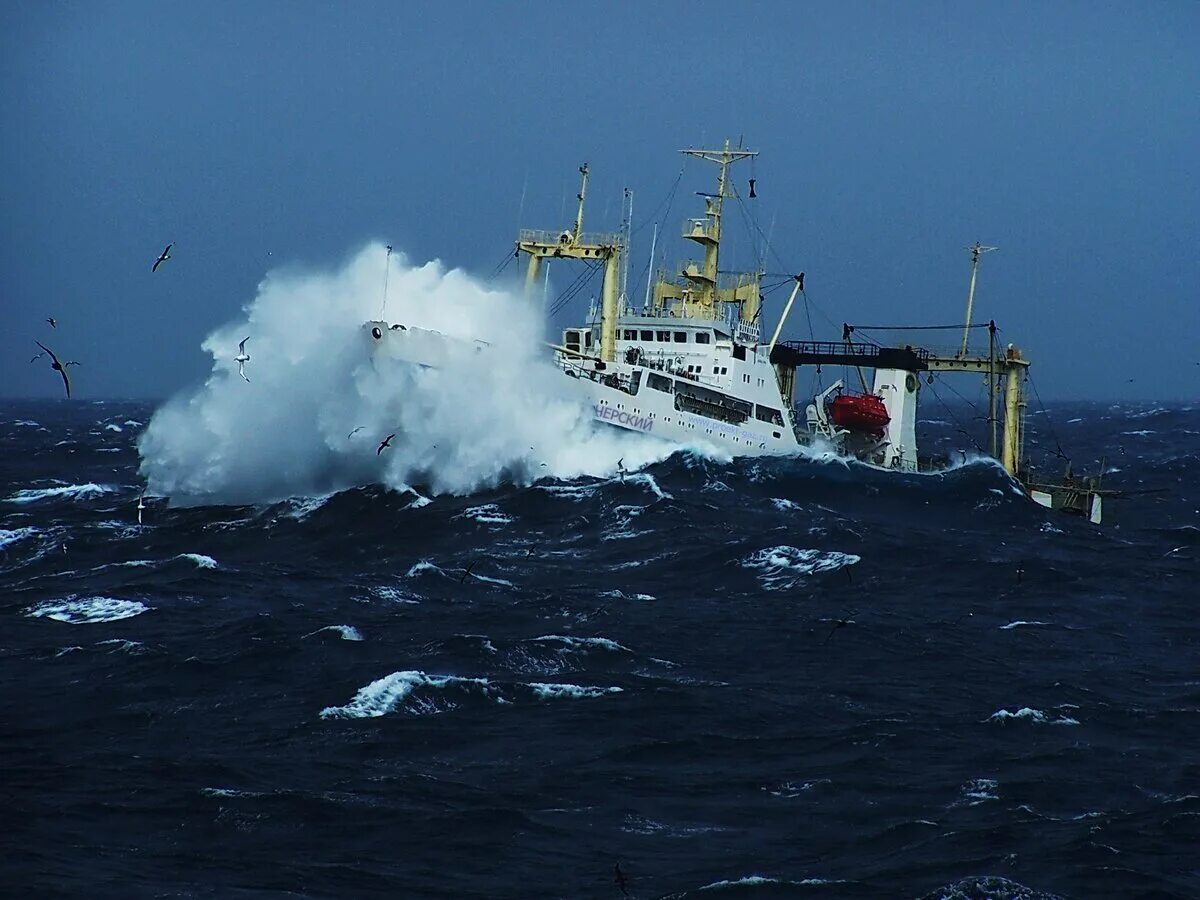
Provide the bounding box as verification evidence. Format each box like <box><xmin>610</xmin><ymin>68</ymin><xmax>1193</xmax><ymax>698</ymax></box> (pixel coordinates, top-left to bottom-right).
<box><xmin>656</xmin><ymin>140</ymin><xmax>762</xmax><ymax>324</ymax></box>
<box><xmin>516</xmin><ymin>163</ymin><xmax>624</xmax><ymax>362</ymax></box>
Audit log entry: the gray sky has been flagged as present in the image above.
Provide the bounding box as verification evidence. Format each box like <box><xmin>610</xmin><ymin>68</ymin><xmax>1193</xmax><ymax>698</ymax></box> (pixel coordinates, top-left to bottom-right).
<box><xmin>2</xmin><ymin>2</ymin><xmax>1197</xmax><ymax>401</ymax></box>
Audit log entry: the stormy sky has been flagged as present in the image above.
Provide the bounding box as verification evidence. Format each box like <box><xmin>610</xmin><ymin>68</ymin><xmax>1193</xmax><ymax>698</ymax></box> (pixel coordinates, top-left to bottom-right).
<box><xmin>2</xmin><ymin>2</ymin><xmax>1197</xmax><ymax>401</ymax></box>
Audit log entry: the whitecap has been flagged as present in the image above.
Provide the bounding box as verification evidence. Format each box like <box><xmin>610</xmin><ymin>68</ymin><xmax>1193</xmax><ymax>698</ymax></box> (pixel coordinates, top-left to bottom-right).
<box><xmin>304</xmin><ymin>625</ymin><xmax>364</xmax><ymax>641</ymax></box>
<box><xmin>320</xmin><ymin>670</ymin><xmax>491</xmax><ymax>719</ymax></box>
<box><xmin>528</xmin><ymin>683</ymin><xmax>623</xmax><ymax>700</ymax></box>
<box><xmin>280</xmin><ymin>493</ymin><xmax>335</xmax><ymax>521</ymax></box>
<box><xmin>957</xmin><ymin>778</ymin><xmax>999</xmax><ymax>805</ymax></box>
<box><xmin>96</xmin><ymin>639</ymin><xmax>145</xmax><ymax>654</ymax></box>
<box><xmin>123</xmin><ymin>420</ymin><xmax>143</xmax><ymax>427</ymax></box>
<box><xmin>741</xmin><ymin>545</ymin><xmax>860</xmax><ymax>590</ymax></box>
<box><xmin>405</xmin><ymin>560</ymin><xmax>444</xmax><ymax>578</ymax></box>
<box><xmin>1000</xmin><ymin>620</ymin><xmax>1051</xmax><ymax>630</ymax></box>
<box><xmin>27</xmin><ymin>597</ymin><xmax>151</xmax><ymax>624</ymax></box>
<box><xmin>770</xmin><ymin>497</ymin><xmax>801</xmax><ymax>511</ymax></box>
<box><xmin>471</xmin><ymin>572</ymin><xmax>514</xmax><ymax>587</ymax></box>
<box><xmin>179</xmin><ymin>553</ymin><xmax>218</xmax><ymax>569</ymax></box>
<box><xmin>104</xmin><ymin>423</ymin><xmax>124</xmax><ymax>432</ymax></box>
<box><xmin>5</xmin><ymin>483</ymin><xmax>117</xmax><ymax>504</ymax></box>
<box><xmin>455</xmin><ymin>503</ymin><xmax>513</xmax><ymax>526</ymax></box>
<box><xmin>631</xmin><ymin>472</ymin><xmax>672</xmax><ymax>500</ymax></box>
<box><xmin>366</xmin><ymin>584</ymin><xmax>419</xmax><ymax>604</ymax></box>
<box><xmin>988</xmin><ymin>707</ymin><xmax>1079</xmax><ymax>725</ymax></box>
<box><xmin>13</xmin><ymin>420</ymin><xmax>41</xmax><ymax>427</ymax></box>
<box><xmin>533</xmin><ymin>635</ymin><xmax>630</xmax><ymax>653</ymax></box>
<box><xmin>0</xmin><ymin>527</ymin><xmax>40</xmax><ymax>550</ymax></box>
<box><xmin>200</xmin><ymin>787</ymin><xmax>264</xmax><ymax>799</ymax></box>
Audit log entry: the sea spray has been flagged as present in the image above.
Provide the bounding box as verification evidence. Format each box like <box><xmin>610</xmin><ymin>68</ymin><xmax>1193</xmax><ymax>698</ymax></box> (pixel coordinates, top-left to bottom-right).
<box><xmin>138</xmin><ymin>243</ymin><xmax>665</xmax><ymax>504</ymax></box>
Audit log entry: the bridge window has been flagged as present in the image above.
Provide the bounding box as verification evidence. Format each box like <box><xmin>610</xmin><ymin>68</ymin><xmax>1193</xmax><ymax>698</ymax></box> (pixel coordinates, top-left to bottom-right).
<box><xmin>640</xmin><ymin>330</ymin><xmax>653</xmax><ymax>341</ymax></box>
<box><xmin>695</xmin><ymin>333</ymin><xmax>711</xmax><ymax>344</ymax></box>
<box><xmin>656</xmin><ymin>330</ymin><xmax>670</xmax><ymax>342</ymax></box>
<box><xmin>674</xmin><ymin>332</ymin><xmax>686</xmax><ymax>343</ymax></box>
<box><xmin>623</xmin><ymin>329</ymin><xmax>636</xmax><ymax>340</ymax></box>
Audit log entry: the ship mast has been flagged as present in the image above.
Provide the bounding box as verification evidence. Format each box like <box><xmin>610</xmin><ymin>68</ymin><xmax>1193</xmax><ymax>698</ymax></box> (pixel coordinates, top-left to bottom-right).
<box><xmin>517</xmin><ymin>163</ymin><xmax>624</xmax><ymax>362</ymax></box>
<box><xmin>960</xmin><ymin>242</ymin><xmax>997</xmax><ymax>356</ymax></box>
<box><xmin>681</xmin><ymin>141</ymin><xmax>753</xmax><ymax>321</ymax></box>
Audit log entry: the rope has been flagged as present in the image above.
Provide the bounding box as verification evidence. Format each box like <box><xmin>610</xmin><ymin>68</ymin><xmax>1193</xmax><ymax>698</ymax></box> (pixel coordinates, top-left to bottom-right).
<box><xmin>925</xmin><ymin>376</ymin><xmax>986</xmax><ymax>453</ymax></box>
<box><xmin>1026</xmin><ymin>371</ymin><xmax>1072</xmax><ymax>463</ymax></box>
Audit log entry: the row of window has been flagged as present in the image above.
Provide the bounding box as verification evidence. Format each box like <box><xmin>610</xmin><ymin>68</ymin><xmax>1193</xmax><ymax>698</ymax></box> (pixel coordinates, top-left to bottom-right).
<box><xmin>621</xmin><ymin>329</ymin><xmax>711</xmax><ymax>345</ymax></box>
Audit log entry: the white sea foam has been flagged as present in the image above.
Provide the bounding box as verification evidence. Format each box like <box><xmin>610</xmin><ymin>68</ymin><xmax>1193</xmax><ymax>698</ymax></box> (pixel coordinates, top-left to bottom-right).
<box><xmin>304</xmin><ymin>625</ymin><xmax>364</xmax><ymax>641</ymax></box>
<box><xmin>27</xmin><ymin>597</ymin><xmax>151</xmax><ymax>624</ymax></box>
<box><xmin>280</xmin><ymin>493</ymin><xmax>335</xmax><ymax>521</ymax></box>
<box><xmin>698</xmin><ymin>875</ymin><xmax>839</xmax><ymax>890</ymax></box>
<box><xmin>770</xmin><ymin>497</ymin><xmax>801</xmax><ymax>511</ymax></box>
<box><xmin>528</xmin><ymin>682</ymin><xmax>623</xmax><ymax>700</ymax></box>
<box><xmin>13</xmin><ymin>419</ymin><xmax>41</xmax><ymax>427</ymax></box>
<box><xmin>96</xmin><ymin>639</ymin><xmax>145</xmax><ymax>654</ymax></box>
<box><xmin>104</xmin><ymin>423</ymin><xmax>123</xmax><ymax>432</ymax></box>
<box><xmin>405</xmin><ymin>560</ymin><xmax>445</xmax><ymax>578</ymax></box>
<box><xmin>319</xmin><ymin>670</ymin><xmax>491</xmax><ymax>719</ymax></box>
<box><xmin>137</xmin><ymin>243</ymin><xmax>670</xmax><ymax>506</ymax></box>
<box><xmin>533</xmin><ymin>635</ymin><xmax>630</xmax><ymax>653</ymax></box>
<box><xmin>179</xmin><ymin>553</ymin><xmax>219</xmax><ymax>569</ymax></box>
<box><xmin>0</xmin><ymin>527</ymin><xmax>41</xmax><ymax>549</ymax></box>
<box><xmin>470</xmin><ymin>572</ymin><xmax>514</xmax><ymax>587</ymax></box>
<box><xmin>367</xmin><ymin>584</ymin><xmax>420</xmax><ymax>604</ymax></box>
<box><xmin>5</xmin><ymin>483</ymin><xmax>117</xmax><ymax>504</ymax></box>
<box><xmin>957</xmin><ymin>778</ymin><xmax>999</xmax><ymax>805</ymax></box>
<box><xmin>742</xmin><ymin>545</ymin><xmax>860</xmax><ymax>589</ymax></box>
<box><xmin>1000</xmin><ymin>620</ymin><xmax>1051</xmax><ymax>630</ymax></box>
<box><xmin>988</xmin><ymin>707</ymin><xmax>1079</xmax><ymax>726</ymax></box>
<box><xmin>456</xmin><ymin>503</ymin><xmax>513</xmax><ymax>526</ymax></box>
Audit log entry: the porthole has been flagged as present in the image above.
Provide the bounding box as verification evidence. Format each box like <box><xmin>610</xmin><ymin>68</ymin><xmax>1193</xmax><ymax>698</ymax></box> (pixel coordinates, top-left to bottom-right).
<box><xmin>371</xmin><ymin>326</ymin><xmax>382</xmax><ymax>340</ymax></box>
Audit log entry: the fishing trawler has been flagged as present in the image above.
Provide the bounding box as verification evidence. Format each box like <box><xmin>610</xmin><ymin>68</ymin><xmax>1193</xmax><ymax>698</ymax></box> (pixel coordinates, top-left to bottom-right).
<box><xmin>363</xmin><ymin>141</ymin><xmax>1111</xmax><ymax>521</ymax></box>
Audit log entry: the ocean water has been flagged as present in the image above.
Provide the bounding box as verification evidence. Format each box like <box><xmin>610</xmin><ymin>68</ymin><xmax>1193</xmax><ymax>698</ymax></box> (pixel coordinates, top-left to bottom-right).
<box><xmin>2</xmin><ymin>398</ymin><xmax>1198</xmax><ymax>898</ymax></box>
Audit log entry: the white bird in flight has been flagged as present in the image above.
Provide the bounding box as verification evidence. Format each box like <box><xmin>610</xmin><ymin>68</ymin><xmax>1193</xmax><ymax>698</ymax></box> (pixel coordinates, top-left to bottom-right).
<box><xmin>235</xmin><ymin>337</ymin><xmax>250</xmax><ymax>382</ymax></box>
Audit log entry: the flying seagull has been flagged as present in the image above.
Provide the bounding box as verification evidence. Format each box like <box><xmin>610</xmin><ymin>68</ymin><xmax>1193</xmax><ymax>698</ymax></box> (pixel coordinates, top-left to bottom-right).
<box><xmin>234</xmin><ymin>337</ymin><xmax>250</xmax><ymax>382</ymax></box>
<box><xmin>152</xmin><ymin>243</ymin><xmax>173</xmax><ymax>272</ymax></box>
<box><xmin>821</xmin><ymin>615</ymin><xmax>856</xmax><ymax>645</ymax></box>
<box><xmin>377</xmin><ymin>433</ymin><xmax>395</xmax><ymax>455</ymax></box>
<box><xmin>347</xmin><ymin>426</ymin><xmax>366</xmax><ymax>439</ymax></box>
<box><xmin>34</xmin><ymin>340</ymin><xmax>73</xmax><ymax>398</ymax></box>
<box><xmin>46</xmin><ymin>317</ymin><xmax>56</xmax><ymax>328</ymax></box>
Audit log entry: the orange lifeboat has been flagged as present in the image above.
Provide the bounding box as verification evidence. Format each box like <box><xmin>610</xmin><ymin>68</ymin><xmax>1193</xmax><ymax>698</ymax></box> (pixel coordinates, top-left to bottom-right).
<box><xmin>828</xmin><ymin>393</ymin><xmax>889</xmax><ymax>434</ymax></box>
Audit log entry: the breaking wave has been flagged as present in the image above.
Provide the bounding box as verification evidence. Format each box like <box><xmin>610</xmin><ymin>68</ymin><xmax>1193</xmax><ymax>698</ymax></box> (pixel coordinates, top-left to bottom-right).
<box><xmin>137</xmin><ymin>243</ymin><xmax>668</xmax><ymax>506</ymax></box>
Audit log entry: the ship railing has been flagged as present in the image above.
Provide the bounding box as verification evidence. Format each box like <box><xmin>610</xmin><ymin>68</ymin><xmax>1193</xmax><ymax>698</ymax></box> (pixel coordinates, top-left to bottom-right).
<box><xmin>519</xmin><ymin>228</ymin><xmax>624</xmax><ymax>248</ymax></box>
<box><xmin>682</xmin><ymin>218</ymin><xmax>719</xmax><ymax>242</ymax></box>
<box><xmin>779</xmin><ymin>340</ymin><xmax>932</xmax><ymax>363</ymax></box>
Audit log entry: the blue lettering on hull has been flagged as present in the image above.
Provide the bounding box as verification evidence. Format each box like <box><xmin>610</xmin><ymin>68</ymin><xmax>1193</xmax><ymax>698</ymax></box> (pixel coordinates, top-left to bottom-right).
<box><xmin>594</xmin><ymin>404</ymin><xmax>654</xmax><ymax>432</ymax></box>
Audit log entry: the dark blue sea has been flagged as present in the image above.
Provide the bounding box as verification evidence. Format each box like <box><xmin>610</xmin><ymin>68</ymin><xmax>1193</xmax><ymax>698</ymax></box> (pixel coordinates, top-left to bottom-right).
<box><xmin>3</xmin><ymin>398</ymin><xmax>1198</xmax><ymax>899</ymax></box>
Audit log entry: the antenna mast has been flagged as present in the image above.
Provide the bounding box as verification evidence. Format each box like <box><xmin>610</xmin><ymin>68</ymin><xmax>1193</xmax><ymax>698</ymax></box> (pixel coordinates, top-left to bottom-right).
<box><xmin>960</xmin><ymin>241</ymin><xmax>997</xmax><ymax>356</ymax></box>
